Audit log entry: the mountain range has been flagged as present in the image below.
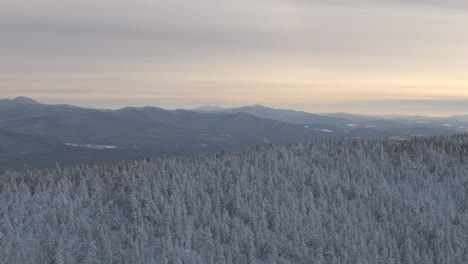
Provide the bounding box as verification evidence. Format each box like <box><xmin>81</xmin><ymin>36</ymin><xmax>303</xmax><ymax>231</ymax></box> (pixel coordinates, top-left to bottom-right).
<box><xmin>1</xmin><ymin>96</ymin><xmax>467</xmax><ymax>170</ymax></box>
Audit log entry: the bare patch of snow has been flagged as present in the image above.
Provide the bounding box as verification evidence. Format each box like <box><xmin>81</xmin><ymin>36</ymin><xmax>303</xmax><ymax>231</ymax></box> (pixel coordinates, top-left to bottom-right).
<box><xmin>314</xmin><ymin>129</ymin><xmax>334</xmax><ymax>133</ymax></box>
<box><xmin>65</xmin><ymin>143</ymin><xmax>118</xmax><ymax>150</ymax></box>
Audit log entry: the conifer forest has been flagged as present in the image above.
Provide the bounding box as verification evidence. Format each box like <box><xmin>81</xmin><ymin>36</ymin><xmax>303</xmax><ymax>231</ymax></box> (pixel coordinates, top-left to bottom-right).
<box><xmin>1</xmin><ymin>135</ymin><xmax>467</xmax><ymax>263</ymax></box>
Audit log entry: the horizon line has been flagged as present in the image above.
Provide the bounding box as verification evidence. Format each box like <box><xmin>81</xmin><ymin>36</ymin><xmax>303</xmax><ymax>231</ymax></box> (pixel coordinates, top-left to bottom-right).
<box><xmin>3</xmin><ymin>95</ymin><xmax>468</xmax><ymax>119</ymax></box>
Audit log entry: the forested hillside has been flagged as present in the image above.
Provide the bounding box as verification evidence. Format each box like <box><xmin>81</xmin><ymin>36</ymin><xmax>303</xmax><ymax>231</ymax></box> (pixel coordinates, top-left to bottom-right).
<box><xmin>1</xmin><ymin>135</ymin><xmax>467</xmax><ymax>263</ymax></box>
<box><xmin>2</xmin><ymin>97</ymin><xmax>468</xmax><ymax>170</ymax></box>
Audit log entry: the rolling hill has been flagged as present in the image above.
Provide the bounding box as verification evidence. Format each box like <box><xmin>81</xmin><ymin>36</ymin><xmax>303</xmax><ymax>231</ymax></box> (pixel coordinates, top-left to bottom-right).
<box><xmin>2</xmin><ymin>97</ymin><xmax>468</xmax><ymax>169</ymax></box>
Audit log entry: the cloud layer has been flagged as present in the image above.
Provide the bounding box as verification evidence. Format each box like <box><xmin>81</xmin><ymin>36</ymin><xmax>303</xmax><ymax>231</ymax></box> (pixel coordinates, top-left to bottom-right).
<box><xmin>1</xmin><ymin>0</ymin><xmax>467</xmax><ymax>115</ymax></box>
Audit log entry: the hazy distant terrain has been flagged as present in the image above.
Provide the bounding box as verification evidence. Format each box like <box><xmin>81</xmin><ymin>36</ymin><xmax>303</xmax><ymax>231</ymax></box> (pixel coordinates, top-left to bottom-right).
<box><xmin>0</xmin><ymin>130</ymin><xmax>146</xmax><ymax>170</ymax></box>
<box><xmin>194</xmin><ymin>105</ymin><xmax>468</xmax><ymax>133</ymax></box>
<box><xmin>1</xmin><ymin>96</ymin><xmax>468</xmax><ymax>170</ymax></box>
<box><xmin>1</xmin><ymin>135</ymin><xmax>467</xmax><ymax>263</ymax></box>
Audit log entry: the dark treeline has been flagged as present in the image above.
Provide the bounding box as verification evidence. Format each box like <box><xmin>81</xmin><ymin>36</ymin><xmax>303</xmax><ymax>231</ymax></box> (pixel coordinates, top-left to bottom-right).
<box><xmin>1</xmin><ymin>135</ymin><xmax>467</xmax><ymax>263</ymax></box>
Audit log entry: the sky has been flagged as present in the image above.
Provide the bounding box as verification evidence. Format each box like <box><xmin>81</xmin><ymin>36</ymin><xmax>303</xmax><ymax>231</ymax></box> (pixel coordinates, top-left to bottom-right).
<box><xmin>1</xmin><ymin>0</ymin><xmax>468</xmax><ymax>116</ymax></box>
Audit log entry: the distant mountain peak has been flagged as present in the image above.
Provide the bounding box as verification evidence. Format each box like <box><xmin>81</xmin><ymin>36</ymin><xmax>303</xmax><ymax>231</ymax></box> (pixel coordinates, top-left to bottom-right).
<box><xmin>193</xmin><ymin>105</ymin><xmax>226</xmax><ymax>112</ymax></box>
<box><xmin>12</xmin><ymin>96</ymin><xmax>40</xmax><ymax>104</ymax></box>
<box><xmin>247</xmin><ymin>104</ymin><xmax>269</xmax><ymax>108</ymax></box>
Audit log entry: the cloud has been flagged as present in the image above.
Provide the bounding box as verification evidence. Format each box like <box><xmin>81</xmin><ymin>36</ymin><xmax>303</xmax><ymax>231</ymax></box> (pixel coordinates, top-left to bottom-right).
<box><xmin>292</xmin><ymin>0</ymin><xmax>468</xmax><ymax>9</ymax></box>
<box><xmin>0</xmin><ymin>0</ymin><xmax>467</xmax><ymax>115</ymax></box>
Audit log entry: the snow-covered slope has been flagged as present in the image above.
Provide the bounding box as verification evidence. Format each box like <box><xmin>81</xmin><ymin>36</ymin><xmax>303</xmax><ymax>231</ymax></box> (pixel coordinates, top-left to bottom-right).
<box><xmin>1</xmin><ymin>135</ymin><xmax>467</xmax><ymax>263</ymax></box>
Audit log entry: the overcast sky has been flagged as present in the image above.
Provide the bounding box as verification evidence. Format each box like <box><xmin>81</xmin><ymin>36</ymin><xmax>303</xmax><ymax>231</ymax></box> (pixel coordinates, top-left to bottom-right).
<box><xmin>1</xmin><ymin>0</ymin><xmax>468</xmax><ymax>115</ymax></box>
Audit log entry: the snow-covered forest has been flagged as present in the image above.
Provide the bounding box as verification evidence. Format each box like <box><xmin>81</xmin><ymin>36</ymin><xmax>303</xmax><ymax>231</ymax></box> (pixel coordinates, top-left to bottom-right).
<box><xmin>1</xmin><ymin>135</ymin><xmax>468</xmax><ymax>263</ymax></box>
